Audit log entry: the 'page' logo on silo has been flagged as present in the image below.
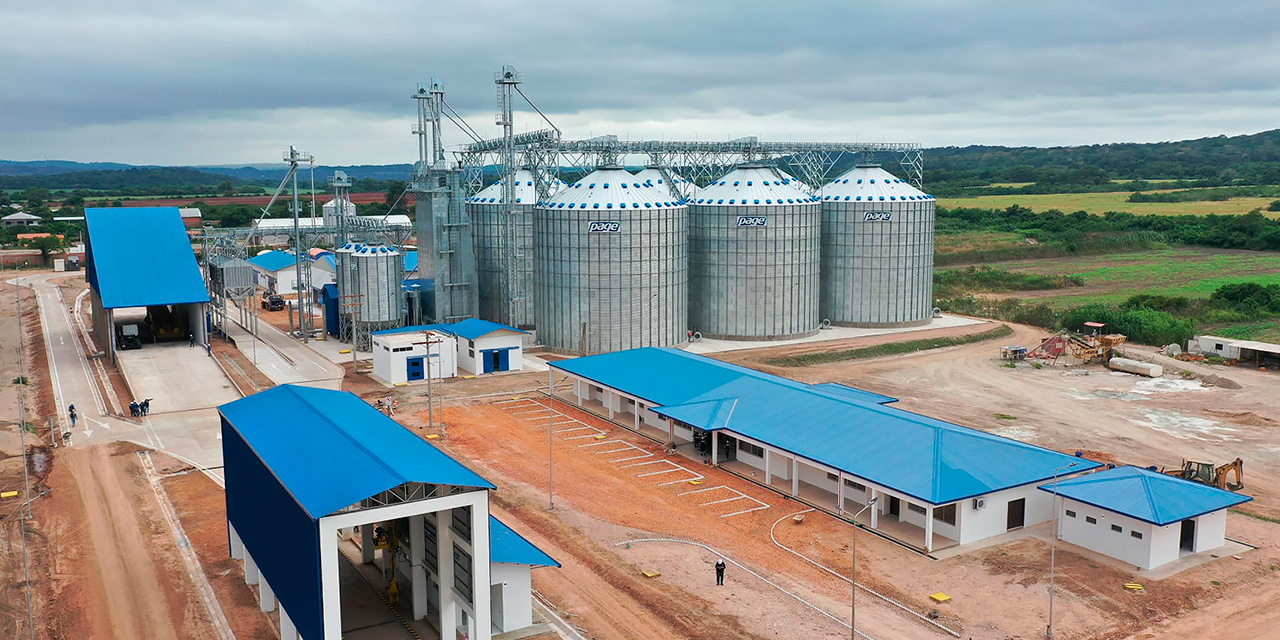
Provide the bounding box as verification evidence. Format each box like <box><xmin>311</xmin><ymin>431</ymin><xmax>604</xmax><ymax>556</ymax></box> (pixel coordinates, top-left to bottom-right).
<box><xmin>736</xmin><ymin>216</ymin><xmax>768</xmax><ymax>227</ymax></box>
<box><xmin>863</xmin><ymin>212</ymin><xmax>893</xmax><ymax>222</ymax></box>
<box><xmin>588</xmin><ymin>221</ymin><xmax>621</xmax><ymax>233</ymax></box>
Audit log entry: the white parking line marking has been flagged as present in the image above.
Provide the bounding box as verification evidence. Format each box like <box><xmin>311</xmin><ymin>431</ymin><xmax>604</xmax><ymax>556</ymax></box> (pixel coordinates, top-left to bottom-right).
<box><xmin>700</xmin><ymin>495</ymin><xmax>748</xmax><ymax>506</ymax></box>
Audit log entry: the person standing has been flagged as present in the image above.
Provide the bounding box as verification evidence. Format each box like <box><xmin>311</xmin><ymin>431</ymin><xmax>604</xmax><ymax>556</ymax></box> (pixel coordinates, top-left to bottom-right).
<box><xmin>68</xmin><ymin>404</ymin><xmax>77</xmax><ymax>428</ymax></box>
<box><xmin>129</xmin><ymin>400</ymin><xmax>139</xmax><ymax>417</ymax></box>
<box><xmin>715</xmin><ymin>559</ymin><xmax>726</xmax><ymax>586</ymax></box>
<box><xmin>141</xmin><ymin>399</ymin><xmax>151</xmax><ymax>416</ymax></box>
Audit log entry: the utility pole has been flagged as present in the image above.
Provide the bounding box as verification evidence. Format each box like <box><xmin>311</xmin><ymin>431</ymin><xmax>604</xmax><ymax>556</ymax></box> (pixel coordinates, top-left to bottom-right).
<box><xmin>547</xmin><ymin>368</ymin><xmax>554</xmax><ymax>510</ymax></box>
<box><xmin>1046</xmin><ymin>462</ymin><xmax>1080</xmax><ymax>640</ymax></box>
<box><xmin>14</xmin><ymin>274</ymin><xmax>37</xmax><ymax>640</ymax></box>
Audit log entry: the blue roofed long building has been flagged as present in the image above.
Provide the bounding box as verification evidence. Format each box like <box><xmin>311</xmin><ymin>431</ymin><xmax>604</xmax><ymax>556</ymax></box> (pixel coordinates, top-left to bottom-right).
<box><xmin>551</xmin><ymin>347</ymin><xmax>1104</xmax><ymax>553</ymax></box>
<box><xmin>220</xmin><ymin>384</ymin><xmax>557</xmax><ymax>640</ymax></box>
<box><xmin>84</xmin><ymin>206</ymin><xmax>210</xmax><ymax>360</ymax></box>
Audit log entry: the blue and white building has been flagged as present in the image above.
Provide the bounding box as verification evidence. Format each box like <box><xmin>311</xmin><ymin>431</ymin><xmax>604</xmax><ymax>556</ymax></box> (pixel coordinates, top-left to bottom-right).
<box><xmin>374</xmin><ymin>319</ymin><xmax>527</xmax><ymax>378</ymax></box>
<box><xmin>1042</xmin><ymin>466</ymin><xmax>1251</xmax><ymax>571</ymax></box>
<box><xmin>551</xmin><ymin>347</ymin><xmax>1104</xmax><ymax>553</ymax></box>
<box><xmin>220</xmin><ymin>385</ymin><xmax>558</xmax><ymax>640</ymax></box>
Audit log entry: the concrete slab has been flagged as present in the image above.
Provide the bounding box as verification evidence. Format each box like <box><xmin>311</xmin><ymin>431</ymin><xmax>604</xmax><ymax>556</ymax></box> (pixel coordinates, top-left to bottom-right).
<box><xmin>685</xmin><ymin>314</ymin><xmax>984</xmax><ymax>355</ymax></box>
<box><xmin>115</xmin><ymin>340</ymin><xmax>241</xmax><ymax>414</ymax></box>
<box><xmin>222</xmin><ymin>301</ymin><xmax>344</xmax><ymax>390</ymax></box>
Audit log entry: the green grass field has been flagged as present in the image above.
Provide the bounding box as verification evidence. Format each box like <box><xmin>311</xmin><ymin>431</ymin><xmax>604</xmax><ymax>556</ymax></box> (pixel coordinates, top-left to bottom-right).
<box><xmin>938</xmin><ymin>191</ymin><xmax>1280</xmax><ymax>218</ymax></box>
<box><xmin>980</xmin><ymin>248</ymin><xmax>1280</xmax><ymax>308</ymax></box>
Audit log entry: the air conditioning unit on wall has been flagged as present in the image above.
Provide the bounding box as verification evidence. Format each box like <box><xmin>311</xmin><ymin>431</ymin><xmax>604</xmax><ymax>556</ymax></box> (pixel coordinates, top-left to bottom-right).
<box><xmin>972</xmin><ymin>498</ymin><xmax>986</xmax><ymax>510</ymax></box>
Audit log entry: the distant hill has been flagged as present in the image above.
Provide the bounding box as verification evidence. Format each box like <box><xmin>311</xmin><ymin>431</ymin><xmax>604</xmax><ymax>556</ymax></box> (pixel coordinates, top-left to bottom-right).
<box><xmin>192</xmin><ymin>164</ymin><xmax>415</xmax><ymax>183</ymax></box>
<box><xmin>0</xmin><ymin>159</ymin><xmax>142</xmax><ymax>177</ymax></box>
<box><xmin>0</xmin><ymin>167</ymin><xmax>239</xmax><ymax>190</ymax></box>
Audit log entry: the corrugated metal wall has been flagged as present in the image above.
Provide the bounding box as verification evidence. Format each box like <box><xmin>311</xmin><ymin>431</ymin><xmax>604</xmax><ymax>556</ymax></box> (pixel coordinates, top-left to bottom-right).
<box><xmin>688</xmin><ymin>203</ymin><xmax>821</xmax><ymax>339</ymax></box>
<box><xmin>820</xmin><ymin>199</ymin><xmax>935</xmax><ymax>327</ymax></box>
<box><xmin>469</xmin><ymin>202</ymin><xmax>535</xmax><ymax>328</ymax></box>
<box><xmin>533</xmin><ymin>207</ymin><xmax>688</xmax><ymax>354</ymax></box>
<box><xmin>222</xmin><ymin>418</ymin><xmax>324</xmax><ymax>640</ymax></box>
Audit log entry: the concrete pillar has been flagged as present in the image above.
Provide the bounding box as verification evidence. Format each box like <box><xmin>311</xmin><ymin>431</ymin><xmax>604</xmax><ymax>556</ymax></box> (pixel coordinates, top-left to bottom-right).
<box><xmin>634</xmin><ymin>404</ymin><xmax>641</xmax><ymax>431</ymax></box>
<box><xmin>279</xmin><ymin>606</ymin><xmax>298</xmax><ymax>640</ymax></box>
<box><xmin>791</xmin><ymin>457</ymin><xmax>800</xmax><ymax>497</ymax></box>
<box><xmin>870</xmin><ymin>489</ymin><xmax>879</xmax><ymax>529</ymax></box>
<box><xmin>244</xmin><ymin>550</ymin><xmax>259</xmax><ymax>585</ymax></box>
<box><xmin>764</xmin><ymin>449</ymin><xmax>772</xmax><ymax>486</ymax></box>
<box><xmin>711</xmin><ymin>432</ymin><xmax>719</xmax><ymax>465</ymax></box>
<box><xmin>437</xmin><ymin>510</ymin><xmax>456</xmax><ymax>636</ymax></box>
<box><xmin>837</xmin><ymin>472</ymin><xmax>845</xmax><ymax>513</ymax></box>
<box><xmin>361</xmin><ymin>523</ymin><xmax>376</xmax><ymax>564</ymax></box>
<box><xmin>410</xmin><ymin>515</ymin><xmax>428</xmax><ymax>620</ymax></box>
<box><xmin>576</xmin><ymin>380</ymin><xmax>583</xmax><ymax>406</ymax></box>
<box><xmin>667</xmin><ymin>419</ymin><xmax>675</xmax><ymax>447</ymax></box>
<box><xmin>228</xmin><ymin>522</ymin><xmax>244</xmax><ymax>560</ymax></box>
<box><xmin>925</xmin><ymin>505</ymin><xmax>935</xmax><ymax>553</ymax></box>
<box><xmin>260</xmin><ymin>576</ymin><xmax>277</xmax><ymax>612</ymax></box>
<box><xmin>470</xmin><ymin>504</ymin><xmax>492</xmax><ymax>638</ymax></box>
<box><xmin>608</xmin><ymin>392</ymin><xmax>615</xmax><ymax>419</ymax></box>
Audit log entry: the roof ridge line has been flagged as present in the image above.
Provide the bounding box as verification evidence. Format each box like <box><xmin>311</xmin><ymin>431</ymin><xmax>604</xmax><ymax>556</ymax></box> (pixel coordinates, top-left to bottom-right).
<box><xmin>282</xmin><ymin>385</ymin><xmax>409</xmax><ymax>491</ymax></box>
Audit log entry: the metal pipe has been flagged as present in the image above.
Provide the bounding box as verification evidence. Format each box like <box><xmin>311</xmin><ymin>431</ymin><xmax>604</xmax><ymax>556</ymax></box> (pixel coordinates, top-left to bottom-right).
<box><xmin>1046</xmin><ymin>461</ymin><xmax>1079</xmax><ymax>639</ymax></box>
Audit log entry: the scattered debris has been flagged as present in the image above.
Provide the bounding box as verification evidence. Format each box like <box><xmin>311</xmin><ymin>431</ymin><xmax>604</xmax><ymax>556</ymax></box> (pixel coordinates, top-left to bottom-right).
<box><xmin>1201</xmin><ymin>374</ymin><xmax>1243</xmax><ymax>389</ymax></box>
<box><xmin>641</xmin><ymin>569</ymin><xmax>662</xmax><ymax>578</ymax></box>
<box><xmin>1203</xmin><ymin>409</ymin><xmax>1274</xmax><ymax>426</ymax></box>
<box><xmin>929</xmin><ymin>592</ymin><xmax>952</xmax><ymax>604</ymax></box>
<box><xmin>1124</xmin><ymin>583</ymin><xmax>1145</xmax><ymax>591</ymax></box>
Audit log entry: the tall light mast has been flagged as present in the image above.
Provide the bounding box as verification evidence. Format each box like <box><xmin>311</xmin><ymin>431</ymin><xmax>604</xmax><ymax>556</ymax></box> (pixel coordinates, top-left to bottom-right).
<box><xmin>496</xmin><ymin>66</ymin><xmax>521</xmax><ymax>326</ymax></box>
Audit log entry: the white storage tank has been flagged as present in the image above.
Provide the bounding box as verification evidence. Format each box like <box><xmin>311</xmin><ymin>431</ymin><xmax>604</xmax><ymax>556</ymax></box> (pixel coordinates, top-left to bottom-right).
<box><xmin>533</xmin><ymin>167</ymin><xmax>688</xmax><ymax>354</ymax></box>
<box><xmin>634</xmin><ymin>167</ymin><xmax>698</xmax><ymax>199</ymax></box>
<box><xmin>688</xmin><ymin>165</ymin><xmax>821</xmax><ymax>339</ymax></box>
<box><xmin>820</xmin><ymin>165</ymin><xmax>936</xmax><ymax>327</ymax></box>
<box><xmin>352</xmin><ymin>244</ymin><xmax>404</xmax><ymax>324</ymax></box>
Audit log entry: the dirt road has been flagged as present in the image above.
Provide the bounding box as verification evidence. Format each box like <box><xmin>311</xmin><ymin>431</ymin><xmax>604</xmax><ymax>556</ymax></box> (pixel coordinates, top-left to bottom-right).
<box><xmin>55</xmin><ymin>443</ymin><xmax>213</xmax><ymax>640</ymax></box>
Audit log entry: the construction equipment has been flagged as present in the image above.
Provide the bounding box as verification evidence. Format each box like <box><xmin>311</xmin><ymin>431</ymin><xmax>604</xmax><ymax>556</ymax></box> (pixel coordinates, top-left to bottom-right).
<box><xmin>261</xmin><ymin>292</ymin><xmax>285</xmax><ymax>311</ymax></box>
<box><xmin>1163</xmin><ymin>458</ymin><xmax>1244</xmax><ymax>491</ymax></box>
<box><xmin>115</xmin><ymin>323</ymin><xmax>143</xmax><ymax>350</ymax></box>
<box><xmin>1000</xmin><ymin>345</ymin><xmax>1028</xmax><ymax>361</ymax></box>
<box><xmin>1028</xmin><ymin>330</ymin><xmax>1126</xmax><ymax>365</ymax></box>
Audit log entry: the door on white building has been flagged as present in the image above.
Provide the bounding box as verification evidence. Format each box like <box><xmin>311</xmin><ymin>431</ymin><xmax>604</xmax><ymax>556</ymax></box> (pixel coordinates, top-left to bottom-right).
<box><xmin>490</xmin><ymin>583</ymin><xmax>505</xmax><ymax>633</ymax></box>
<box><xmin>1180</xmin><ymin>520</ymin><xmax>1196</xmax><ymax>552</ymax></box>
<box><xmin>1006</xmin><ymin>498</ymin><xmax>1026</xmax><ymax>530</ymax></box>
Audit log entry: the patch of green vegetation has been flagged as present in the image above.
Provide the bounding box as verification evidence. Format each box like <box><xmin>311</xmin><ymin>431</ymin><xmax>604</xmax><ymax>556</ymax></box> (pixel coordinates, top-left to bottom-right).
<box><xmin>1001</xmin><ymin>362</ymin><xmax>1017</xmax><ymax>369</ymax></box>
<box><xmin>11</xmin><ymin>376</ymin><xmax>27</xmax><ymax>385</ymax></box>
<box><xmin>763</xmin><ymin>325</ymin><xmax>1014</xmax><ymax>367</ymax></box>
<box><xmin>1230</xmin><ymin>508</ymin><xmax>1280</xmax><ymax>525</ymax></box>
<box><xmin>937</xmin><ymin>191</ymin><xmax>1280</xmax><ymax>218</ymax></box>
<box><xmin>994</xmin><ymin>413</ymin><xmax>1018</xmax><ymax>420</ymax></box>
<box><xmin>934</xmin><ymin>266</ymin><xmax>1083</xmax><ymax>297</ymax></box>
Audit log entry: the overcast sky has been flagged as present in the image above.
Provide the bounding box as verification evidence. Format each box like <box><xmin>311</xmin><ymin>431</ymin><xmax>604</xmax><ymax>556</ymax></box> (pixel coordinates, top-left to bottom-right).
<box><xmin>3</xmin><ymin>0</ymin><xmax>1279</xmax><ymax>165</ymax></box>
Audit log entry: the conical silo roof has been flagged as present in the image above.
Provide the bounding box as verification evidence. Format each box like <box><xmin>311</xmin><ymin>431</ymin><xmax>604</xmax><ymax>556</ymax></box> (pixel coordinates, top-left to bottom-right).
<box><xmin>466</xmin><ymin>169</ymin><xmax>565</xmax><ymax>206</ymax></box>
<box><xmin>822</xmin><ymin>164</ymin><xmax>932</xmax><ymax>203</ymax></box>
<box><xmin>541</xmin><ymin>167</ymin><xmax>686</xmax><ymax>211</ymax></box>
<box><xmin>693</xmin><ymin>165</ymin><xmax>819</xmax><ymax>206</ymax></box>
<box><xmin>633</xmin><ymin>167</ymin><xmax>698</xmax><ymax>198</ymax></box>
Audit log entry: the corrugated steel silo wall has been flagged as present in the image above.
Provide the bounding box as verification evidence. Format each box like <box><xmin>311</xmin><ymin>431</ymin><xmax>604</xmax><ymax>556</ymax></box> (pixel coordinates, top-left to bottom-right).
<box><xmin>534</xmin><ymin>207</ymin><xmax>688</xmax><ymax>354</ymax></box>
<box><xmin>688</xmin><ymin>203</ymin><xmax>821</xmax><ymax>339</ymax></box>
<box><xmin>469</xmin><ymin>202</ymin><xmax>536</xmax><ymax>328</ymax></box>
<box><xmin>820</xmin><ymin>199</ymin><xmax>935</xmax><ymax>327</ymax></box>
<box><xmin>354</xmin><ymin>250</ymin><xmax>404</xmax><ymax>323</ymax></box>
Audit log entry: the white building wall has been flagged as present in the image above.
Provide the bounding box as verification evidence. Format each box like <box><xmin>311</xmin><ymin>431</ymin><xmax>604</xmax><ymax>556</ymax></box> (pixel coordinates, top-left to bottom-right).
<box><xmin>957</xmin><ymin>483</ymin><xmax>1055</xmax><ymax>545</ymax></box>
<box><xmin>458</xmin><ymin>332</ymin><xmax>525</xmax><ymax>375</ymax></box>
<box><xmin>1059</xmin><ymin>498</ymin><xmax>1158</xmax><ymax>569</ymax></box>
<box><xmin>490</xmin><ymin>563</ymin><xmax>533</xmax><ymax>632</ymax></box>
<box><xmin>1192</xmin><ymin>336</ymin><xmax>1241</xmax><ymax>359</ymax></box>
<box><xmin>372</xmin><ymin>332</ymin><xmax>458</xmax><ymax>385</ymax></box>
<box><xmin>1193</xmin><ymin>509</ymin><xmax>1228</xmax><ymax>553</ymax></box>
<box><xmin>255</xmin><ymin>267</ymin><xmax>301</xmax><ymax>295</ymax></box>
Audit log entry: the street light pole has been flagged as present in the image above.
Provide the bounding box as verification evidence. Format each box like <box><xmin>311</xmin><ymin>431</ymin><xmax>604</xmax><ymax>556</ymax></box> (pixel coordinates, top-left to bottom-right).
<box><xmin>852</xmin><ymin>496</ymin><xmax>878</xmax><ymax>640</ymax></box>
<box><xmin>547</xmin><ymin>368</ymin><xmax>554</xmax><ymax>510</ymax></box>
<box><xmin>1046</xmin><ymin>461</ymin><xmax>1079</xmax><ymax>640</ymax></box>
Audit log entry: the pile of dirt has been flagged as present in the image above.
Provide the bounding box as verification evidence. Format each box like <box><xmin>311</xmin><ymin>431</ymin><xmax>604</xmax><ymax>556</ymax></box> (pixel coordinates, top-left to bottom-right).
<box><xmin>1203</xmin><ymin>409</ymin><xmax>1275</xmax><ymax>427</ymax></box>
<box><xmin>1200</xmin><ymin>374</ymin><xmax>1244</xmax><ymax>389</ymax></box>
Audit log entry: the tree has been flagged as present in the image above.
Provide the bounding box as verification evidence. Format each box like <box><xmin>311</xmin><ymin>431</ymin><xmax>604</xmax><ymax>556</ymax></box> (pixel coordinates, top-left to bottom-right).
<box><xmin>385</xmin><ymin>180</ymin><xmax>408</xmax><ymax>213</ymax></box>
<box><xmin>22</xmin><ymin>186</ymin><xmax>51</xmax><ymax>210</ymax></box>
<box><xmin>29</xmin><ymin>235</ymin><xmax>65</xmax><ymax>265</ymax></box>
<box><xmin>220</xmin><ymin>207</ymin><xmax>255</xmax><ymax>228</ymax></box>
<box><xmin>218</xmin><ymin>180</ymin><xmax>235</xmax><ymax>197</ymax></box>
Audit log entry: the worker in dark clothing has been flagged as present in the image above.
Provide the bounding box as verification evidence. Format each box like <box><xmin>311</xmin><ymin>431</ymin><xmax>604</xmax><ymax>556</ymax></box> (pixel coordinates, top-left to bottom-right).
<box><xmin>188</xmin><ymin>333</ymin><xmax>195</xmax><ymax>348</ymax></box>
<box><xmin>141</xmin><ymin>398</ymin><xmax>151</xmax><ymax>416</ymax></box>
<box><xmin>129</xmin><ymin>400</ymin><xmax>140</xmax><ymax>417</ymax></box>
<box><xmin>715</xmin><ymin>559</ymin><xmax>726</xmax><ymax>585</ymax></box>
<box><xmin>68</xmin><ymin>404</ymin><xmax>77</xmax><ymax>427</ymax></box>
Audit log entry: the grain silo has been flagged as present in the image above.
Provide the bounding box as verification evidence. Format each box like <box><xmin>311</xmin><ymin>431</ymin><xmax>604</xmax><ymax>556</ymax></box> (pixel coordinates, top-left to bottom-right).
<box><xmin>533</xmin><ymin>167</ymin><xmax>687</xmax><ymax>354</ymax></box>
<box><xmin>820</xmin><ymin>164</ymin><xmax>935</xmax><ymax>327</ymax></box>
<box><xmin>688</xmin><ymin>165</ymin><xmax>821</xmax><ymax>339</ymax></box>
<box><xmin>351</xmin><ymin>244</ymin><xmax>405</xmax><ymax>348</ymax></box>
<box><xmin>466</xmin><ymin>169</ymin><xmax>562</xmax><ymax>328</ymax></box>
<box><xmin>634</xmin><ymin>167</ymin><xmax>698</xmax><ymax>199</ymax></box>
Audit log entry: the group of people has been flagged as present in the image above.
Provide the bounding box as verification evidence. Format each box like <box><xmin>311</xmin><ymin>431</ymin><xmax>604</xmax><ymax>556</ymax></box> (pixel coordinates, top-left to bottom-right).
<box><xmin>129</xmin><ymin>398</ymin><xmax>152</xmax><ymax>417</ymax></box>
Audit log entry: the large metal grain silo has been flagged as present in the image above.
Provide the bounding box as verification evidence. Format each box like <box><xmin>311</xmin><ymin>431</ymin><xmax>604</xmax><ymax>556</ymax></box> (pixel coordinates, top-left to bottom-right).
<box><xmin>820</xmin><ymin>164</ymin><xmax>935</xmax><ymax>327</ymax></box>
<box><xmin>351</xmin><ymin>244</ymin><xmax>404</xmax><ymax>348</ymax></box>
<box><xmin>533</xmin><ymin>167</ymin><xmax>688</xmax><ymax>354</ymax></box>
<box><xmin>466</xmin><ymin>169</ymin><xmax>562</xmax><ymax>329</ymax></box>
<box><xmin>688</xmin><ymin>165</ymin><xmax>821</xmax><ymax>339</ymax></box>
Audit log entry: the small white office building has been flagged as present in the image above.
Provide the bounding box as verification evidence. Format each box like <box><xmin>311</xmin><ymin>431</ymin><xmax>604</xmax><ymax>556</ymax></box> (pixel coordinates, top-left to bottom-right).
<box><xmin>375</xmin><ymin>319</ymin><xmax>527</xmax><ymax>377</ymax></box>
<box><xmin>249</xmin><ymin>250</ymin><xmax>305</xmax><ymax>295</ymax></box>
<box><xmin>1042</xmin><ymin>466</ymin><xmax>1251</xmax><ymax>571</ymax></box>
<box><xmin>371</xmin><ymin>330</ymin><xmax>458</xmax><ymax>385</ymax></box>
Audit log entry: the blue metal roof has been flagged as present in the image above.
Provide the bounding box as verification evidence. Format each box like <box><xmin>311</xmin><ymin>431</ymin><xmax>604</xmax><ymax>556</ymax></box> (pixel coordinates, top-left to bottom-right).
<box><xmin>374</xmin><ymin>318</ymin><xmax>526</xmax><ymax>340</ymax></box>
<box><xmin>809</xmin><ymin>382</ymin><xmax>897</xmax><ymax>405</ymax></box>
<box><xmin>1039</xmin><ymin>466</ymin><xmax>1251</xmax><ymax>526</ymax></box>
<box><xmin>248</xmin><ymin>250</ymin><xmax>303</xmax><ymax>272</ymax></box>
<box><xmin>84</xmin><ymin>207</ymin><xmax>210</xmax><ymax>309</ymax></box>
<box><xmin>219</xmin><ymin>385</ymin><xmax>494</xmax><ymax>519</ymax></box>
<box><xmin>489</xmin><ymin>516</ymin><xmax>560</xmax><ymax>567</ymax></box>
<box><xmin>403</xmin><ymin>250</ymin><xmax>419</xmax><ymax>274</ymax></box>
<box><xmin>552</xmin><ymin>348</ymin><xmax>1101</xmax><ymax>505</ymax></box>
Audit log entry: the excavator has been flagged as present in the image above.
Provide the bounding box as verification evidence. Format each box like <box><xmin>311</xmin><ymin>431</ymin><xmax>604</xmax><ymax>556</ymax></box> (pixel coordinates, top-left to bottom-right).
<box><xmin>1162</xmin><ymin>458</ymin><xmax>1244</xmax><ymax>491</ymax></box>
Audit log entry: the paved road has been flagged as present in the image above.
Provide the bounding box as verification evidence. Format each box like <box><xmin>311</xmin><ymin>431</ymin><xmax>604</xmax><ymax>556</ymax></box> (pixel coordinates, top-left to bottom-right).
<box><xmin>14</xmin><ymin>273</ymin><xmax>226</xmax><ymax>482</ymax></box>
<box><xmin>224</xmin><ymin>300</ymin><xmax>344</xmax><ymax>389</ymax></box>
